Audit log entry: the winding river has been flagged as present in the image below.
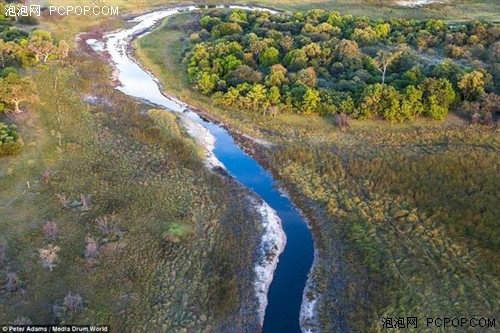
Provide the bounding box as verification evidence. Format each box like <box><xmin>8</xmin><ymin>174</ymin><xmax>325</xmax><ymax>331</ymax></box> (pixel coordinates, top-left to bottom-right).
<box><xmin>88</xmin><ymin>5</ymin><xmax>315</xmax><ymax>332</ymax></box>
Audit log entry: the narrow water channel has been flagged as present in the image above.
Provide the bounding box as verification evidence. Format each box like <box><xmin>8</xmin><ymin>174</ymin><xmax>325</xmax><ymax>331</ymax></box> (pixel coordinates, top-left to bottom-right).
<box><xmin>91</xmin><ymin>6</ymin><xmax>315</xmax><ymax>332</ymax></box>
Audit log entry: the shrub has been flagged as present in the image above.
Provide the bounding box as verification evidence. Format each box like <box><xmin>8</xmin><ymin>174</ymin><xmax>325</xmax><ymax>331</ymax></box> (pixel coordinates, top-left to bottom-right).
<box><xmin>0</xmin><ymin>122</ymin><xmax>22</xmax><ymax>157</ymax></box>
<box><xmin>162</xmin><ymin>223</ymin><xmax>185</xmax><ymax>243</ymax></box>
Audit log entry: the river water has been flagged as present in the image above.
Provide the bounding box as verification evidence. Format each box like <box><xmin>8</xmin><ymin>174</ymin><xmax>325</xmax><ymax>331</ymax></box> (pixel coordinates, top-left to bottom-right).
<box><xmin>88</xmin><ymin>6</ymin><xmax>315</xmax><ymax>332</ymax></box>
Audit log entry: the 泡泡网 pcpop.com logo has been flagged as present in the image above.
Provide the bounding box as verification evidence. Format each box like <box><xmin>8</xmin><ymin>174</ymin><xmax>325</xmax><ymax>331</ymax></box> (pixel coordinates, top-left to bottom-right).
<box><xmin>48</xmin><ymin>5</ymin><xmax>119</xmax><ymax>16</ymax></box>
<box><xmin>4</xmin><ymin>4</ymin><xmax>119</xmax><ymax>18</ymax></box>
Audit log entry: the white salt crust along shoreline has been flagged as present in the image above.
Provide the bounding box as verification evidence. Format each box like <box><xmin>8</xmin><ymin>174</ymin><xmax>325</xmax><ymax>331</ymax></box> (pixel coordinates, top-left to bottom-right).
<box><xmin>253</xmin><ymin>200</ymin><xmax>287</xmax><ymax>326</ymax></box>
<box><xmin>300</xmin><ymin>249</ymin><xmax>321</xmax><ymax>333</ymax></box>
<box><xmin>86</xmin><ymin>4</ymin><xmax>293</xmax><ymax>330</ymax></box>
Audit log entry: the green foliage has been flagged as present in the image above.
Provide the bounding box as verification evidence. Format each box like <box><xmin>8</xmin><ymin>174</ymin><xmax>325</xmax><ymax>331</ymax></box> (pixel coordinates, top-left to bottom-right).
<box><xmin>183</xmin><ymin>9</ymin><xmax>499</xmax><ymax>121</ymax></box>
<box><xmin>458</xmin><ymin>70</ymin><xmax>486</xmax><ymax>101</ymax></box>
<box><xmin>267</xmin><ymin>136</ymin><xmax>499</xmax><ymax>332</ymax></box>
<box><xmin>0</xmin><ymin>73</ymin><xmax>37</xmax><ymax>113</ymax></box>
<box><xmin>259</xmin><ymin>47</ymin><xmax>280</xmax><ymax>67</ymax></box>
<box><xmin>421</xmin><ymin>78</ymin><xmax>456</xmax><ymax>120</ymax></box>
<box><xmin>0</xmin><ymin>122</ymin><xmax>22</xmax><ymax>156</ymax></box>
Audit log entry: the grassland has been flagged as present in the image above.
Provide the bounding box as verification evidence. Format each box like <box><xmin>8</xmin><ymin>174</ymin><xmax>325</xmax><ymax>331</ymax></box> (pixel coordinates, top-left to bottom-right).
<box><xmin>0</xmin><ymin>51</ymin><xmax>268</xmax><ymax>330</ymax></box>
<box><xmin>137</xmin><ymin>11</ymin><xmax>500</xmax><ymax>331</ymax></box>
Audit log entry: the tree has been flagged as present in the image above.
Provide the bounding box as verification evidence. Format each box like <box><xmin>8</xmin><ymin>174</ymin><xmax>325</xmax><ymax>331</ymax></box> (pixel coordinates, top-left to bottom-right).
<box><xmin>195</xmin><ymin>72</ymin><xmax>219</xmax><ymax>95</ymax></box>
<box><xmin>295</xmin><ymin>67</ymin><xmax>317</xmax><ymax>87</ymax></box>
<box><xmin>220</xmin><ymin>86</ymin><xmax>241</xmax><ymax>107</ymax></box>
<box><xmin>267</xmin><ymin>86</ymin><xmax>282</xmax><ymax>106</ymax></box>
<box><xmin>0</xmin><ymin>73</ymin><xmax>37</xmax><ymax>113</ymax></box>
<box><xmin>421</xmin><ymin>78</ymin><xmax>456</xmax><ymax>120</ymax></box>
<box><xmin>360</xmin><ymin>83</ymin><xmax>403</xmax><ymax>121</ymax></box>
<box><xmin>352</xmin><ymin>27</ymin><xmax>378</xmax><ymax>46</ymax></box>
<box><xmin>229</xmin><ymin>65</ymin><xmax>262</xmax><ymax>85</ymax></box>
<box><xmin>265</xmin><ymin>65</ymin><xmax>288</xmax><ymax>87</ymax></box>
<box><xmin>28</xmin><ymin>36</ymin><xmax>58</xmax><ymax>63</ymax></box>
<box><xmin>458</xmin><ymin>70</ymin><xmax>486</xmax><ymax>101</ymax></box>
<box><xmin>284</xmin><ymin>49</ymin><xmax>308</xmax><ymax>71</ymax></box>
<box><xmin>0</xmin><ymin>40</ymin><xmax>21</xmax><ymax>68</ymax></box>
<box><xmin>302</xmin><ymin>88</ymin><xmax>320</xmax><ymax>114</ymax></box>
<box><xmin>259</xmin><ymin>47</ymin><xmax>280</xmax><ymax>67</ymax></box>
<box><xmin>302</xmin><ymin>43</ymin><xmax>321</xmax><ymax>58</ymax></box>
<box><xmin>333</xmin><ymin>39</ymin><xmax>361</xmax><ymax>64</ymax></box>
<box><xmin>38</xmin><ymin>244</ymin><xmax>60</xmax><ymax>271</ymax></box>
<box><xmin>374</xmin><ymin>23</ymin><xmax>391</xmax><ymax>38</ymax></box>
<box><xmin>375</xmin><ymin>49</ymin><xmax>404</xmax><ymax>84</ymax></box>
<box><xmin>247</xmin><ymin>84</ymin><xmax>268</xmax><ymax>112</ymax></box>
<box><xmin>401</xmin><ymin>85</ymin><xmax>424</xmax><ymax>119</ymax></box>
<box><xmin>212</xmin><ymin>22</ymin><xmax>243</xmax><ymax>38</ymax></box>
<box><xmin>228</xmin><ymin>10</ymin><xmax>248</xmax><ymax>24</ymax></box>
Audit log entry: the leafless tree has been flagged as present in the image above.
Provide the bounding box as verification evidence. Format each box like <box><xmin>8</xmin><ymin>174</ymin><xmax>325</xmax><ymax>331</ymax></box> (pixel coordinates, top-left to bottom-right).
<box><xmin>38</xmin><ymin>244</ymin><xmax>60</xmax><ymax>271</ymax></box>
<box><xmin>63</xmin><ymin>292</ymin><xmax>83</xmax><ymax>312</ymax></box>
<box><xmin>335</xmin><ymin>113</ymin><xmax>351</xmax><ymax>128</ymax></box>
<box><xmin>375</xmin><ymin>46</ymin><xmax>407</xmax><ymax>84</ymax></box>
<box><xmin>80</xmin><ymin>194</ymin><xmax>91</xmax><ymax>211</ymax></box>
<box><xmin>56</xmin><ymin>193</ymin><xmax>70</xmax><ymax>208</ymax></box>
<box><xmin>84</xmin><ymin>236</ymin><xmax>99</xmax><ymax>259</ymax></box>
<box><xmin>41</xmin><ymin>169</ymin><xmax>53</xmax><ymax>184</ymax></box>
<box><xmin>6</xmin><ymin>272</ymin><xmax>19</xmax><ymax>292</ymax></box>
<box><xmin>95</xmin><ymin>215</ymin><xmax>123</xmax><ymax>239</ymax></box>
<box><xmin>43</xmin><ymin>221</ymin><xmax>58</xmax><ymax>241</ymax></box>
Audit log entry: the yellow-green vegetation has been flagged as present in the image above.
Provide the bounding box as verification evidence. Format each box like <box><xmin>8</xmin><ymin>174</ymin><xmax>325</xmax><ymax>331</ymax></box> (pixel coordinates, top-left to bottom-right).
<box><xmin>266</xmin><ymin>135</ymin><xmax>499</xmax><ymax>331</ymax></box>
<box><xmin>0</xmin><ymin>53</ymin><xmax>264</xmax><ymax>330</ymax></box>
<box><xmin>137</xmin><ymin>10</ymin><xmax>499</xmax><ymax>331</ymax></box>
<box><xmin>183</xmin><ymin>9</ymin><xmax>499</xmax><ymax>122</ymax></box>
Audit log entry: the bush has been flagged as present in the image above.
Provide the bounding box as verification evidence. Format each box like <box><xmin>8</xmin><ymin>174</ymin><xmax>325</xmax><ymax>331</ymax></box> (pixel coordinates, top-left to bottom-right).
<box><xmin>0</xmin><ymin>122</ymin><xmax>22</xmax><ymax>157</ymax></box>
<box><xmin>63</xmin><ymin>292</ymin><xmax>83</xmax><ymax>312</ymax></box>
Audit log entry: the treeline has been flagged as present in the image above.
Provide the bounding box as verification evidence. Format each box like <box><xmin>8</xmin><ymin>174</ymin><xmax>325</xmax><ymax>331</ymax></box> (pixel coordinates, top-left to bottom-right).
<box><xmin>183</xmin><ymin>9</ymin><xmax>499</xmax><ymax>122</ymax></box>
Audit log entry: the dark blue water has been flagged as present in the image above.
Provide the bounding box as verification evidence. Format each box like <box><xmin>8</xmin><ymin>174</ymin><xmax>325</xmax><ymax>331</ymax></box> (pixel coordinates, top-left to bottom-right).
<box><xmin>188</xmin><ymin>115</ymin><xmax>315</xmax><ymax>333</ymax></box>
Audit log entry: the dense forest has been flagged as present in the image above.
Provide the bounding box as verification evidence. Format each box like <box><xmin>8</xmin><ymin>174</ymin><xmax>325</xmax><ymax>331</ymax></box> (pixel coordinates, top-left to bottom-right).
<box><xmin>184</xmin><ymin>9</ymin><xmax>500</xmax><ymax>123</ymax></box>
